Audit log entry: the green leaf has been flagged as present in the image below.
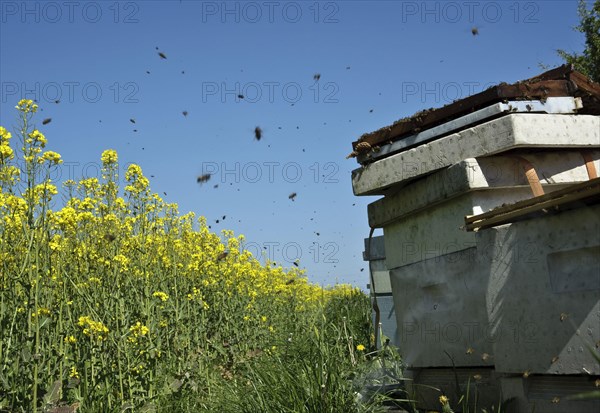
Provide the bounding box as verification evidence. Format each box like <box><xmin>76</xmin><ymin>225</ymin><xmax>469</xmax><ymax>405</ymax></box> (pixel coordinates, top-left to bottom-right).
<box><xmin>43</xmin><ymin>379</ymin><xmax>62</xmax><ymax>405</ymax></box>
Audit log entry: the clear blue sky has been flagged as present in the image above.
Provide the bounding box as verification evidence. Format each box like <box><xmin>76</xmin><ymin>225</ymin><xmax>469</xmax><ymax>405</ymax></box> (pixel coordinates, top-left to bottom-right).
<box><xmin>0</xmin><ymin>0</ymin><xmax>590</xmax><ymax>287</ymax></box>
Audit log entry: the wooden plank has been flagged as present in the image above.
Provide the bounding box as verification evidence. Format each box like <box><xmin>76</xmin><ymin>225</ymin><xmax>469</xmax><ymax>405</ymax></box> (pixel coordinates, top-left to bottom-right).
<box><xmin>465</xmin><ymin>178</ymin><xmax>600</xmax><ymax>224</ymax></box>
<box><xmin>465</xmin><ymin>178</ymin><xmax>600</xmax><ymax>231</ymax></box>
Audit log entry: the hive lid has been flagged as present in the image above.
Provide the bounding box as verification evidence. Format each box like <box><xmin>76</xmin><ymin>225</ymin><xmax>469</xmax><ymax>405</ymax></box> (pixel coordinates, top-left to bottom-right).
<box><xmin>350</xmin><ymin>65</ymin><xmax>600</xmax><ymax>165</ymax></box>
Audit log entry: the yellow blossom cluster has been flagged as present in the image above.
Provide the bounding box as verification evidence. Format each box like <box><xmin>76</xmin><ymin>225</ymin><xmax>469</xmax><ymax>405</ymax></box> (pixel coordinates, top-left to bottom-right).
<box><xmin>152</xmin><ymin>291</ymin><xmax>169</xmax><ymax>302</ymax></box>
<box><xmin>15</xmin><ymin>98</ymin><xmax>38</xmax><ymax>113</ymax></box>
<box><xmin>128</xmin><ymin>322</ymin><xmax>150</xmax><ymax>344</ymax></box>
<box><xmin>78</xmin><ymin>316</ymin><xmax>109</xmax><ymax>341</ymax></box>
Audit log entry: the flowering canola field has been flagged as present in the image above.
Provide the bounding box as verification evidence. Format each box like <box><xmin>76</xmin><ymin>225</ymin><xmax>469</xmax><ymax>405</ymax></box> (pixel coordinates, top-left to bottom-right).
<box><xmin>0</xmin><ymin>100</ymin><xmax>372</xmax><ymax>412</ymax></box>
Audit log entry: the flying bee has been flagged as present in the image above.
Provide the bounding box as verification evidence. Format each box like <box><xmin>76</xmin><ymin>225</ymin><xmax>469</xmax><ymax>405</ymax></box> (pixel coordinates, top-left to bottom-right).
<box><xmin>313</xmin><ymin>73</ymin><xmax>321</xmax><ymax>81</ymax></box>
<box><xmin>466</xmin><ymin>347</ymin><xmax>475</xmax><ymax>355</ymax></box>
<box><xmin>130</xmin><ymin>118</ymin><xmax>136</xmax><ymax>124</ymax></box>
<box><xmin>473</xmin><ymin>374</ymin><xmax>482</xmax><ymax>380</ymax></box>
<box><xmin>551</xmin><ymin>356</ymin><xmax>559</xmax><ymax>364</ymax></box>
<box><xmin>182</xmin><ymin>110</ymin><xmax>188</xmax><ymax>117</ymax></box>
<box><xmin>238</xmin><ymin>94</ymin><xmax>244</xmax><ymax>99</ymax></box>
<box><xmin>104</xmin><ymin>234</ymin><xmax>116</xmax><ymax>242</ymax></box>
<box><xmin>293</xmin><ymin>261</ymin><xmax>299</xmax><ymax>267</ymax></box>
<box><xmin>216</xmin><ymin>251</ymin><xmax>228</xmax><ymax>261</ymax></box>
<box><xmin>523</xmin><ymin>370</ymin><xmax>531</xmax><ymax>378</ymax></box>
<box><xmin>551</xmin><ymin>397</ymin><xmax>560</xmax><ymax>404</ymax></box>
<box><xmin>560</xmin><ymin>312</ymin><xmax>568</xmax><ymax>322</ymax></box>
<box><xmin>222</xmin><ymin>215</ymin><xmax>226</xmax><ymax>220</ymax></box>
<box><xmin>286</xmin><ymin>278</ymin><xmax>295</xmax><ymax>285</ymax></box>
<box><xmin>471</xmin><ymin>27</ymin><xmax>479</xmax><ymax>36</ymax></box>
<box><xmin>254</xmin><ymin>126</ymin><xmax>262</xmax><ymax>141</ymax></box>
<box><xmin>54</xmin><ymin>99</ymin><xmax>60</xmax><ymax>104</ymax></box>
<box><xmin>42</xmin><ymin>118</ymin><xmax>52</xmax><ymax>125</ymax></box>
<box><xmin>481</xmin><ymin>353</ymin><xmax>491</xmax><ymax>361</ymax></box>
<box><xmin>288</xmin><ymin>192</ymin><xmax>297</xmax><ymax>201</ymax></box>
<box><xmin>197</xmin><ymin>174</ymin><xmax>211</xmax><ymax>184</ymax></box>
<box><xmin>158</xmin><ymin>51</ymin><xmax>167</xmax><ymax>59</ymax></box>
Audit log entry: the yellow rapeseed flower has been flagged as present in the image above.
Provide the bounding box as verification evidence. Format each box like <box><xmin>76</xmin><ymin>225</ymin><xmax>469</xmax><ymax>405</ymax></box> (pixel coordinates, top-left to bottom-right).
<box><xmin>356</xmin><ymin>344</ymin><xmax>366</xmax><ymax>351</ymax></box>
<box><xmin>0</xmin><ymin>126</ymin><xmax>11</xmax><ymax>141</ymax></box>
<box><xmin>128</xmin><ymin>321</ymin><xmax>150</xmax><ymax>344</ymax></box>
<box><xmin>28</xmin><ymin>130</ymin><xmax>47</xmax><ymax>147</ymax></box>
<box><xmin>69</xmin><ymin>366</ymin><xmax>80</xmax><ymax>379</ymax></box>
<box><xmin>0</xmin><ymin>143</ymin><xmax>14</xmax><ymax>160</ymax></box>
<box><xmin>152</xmin><ymin>291</ymin><xmax>169</xmax><ymax>302</ymax></box>
<box><xmin>101</xmin><ymin>149</ymin><xmax>118</xmax><ymax>165</ymax></box>
<box><xmin>78</xmin><ymin>316</ymin><xmax>109</xmax><ymax>340</ymax></box>
<box><xmin>41</xmin><ymin>151</ymin><xmax>62</xmax><ymax>164</ymax></box>
<box><xmin>16</xmin><ymin>99</ymin><xmax>38</xmax><ymax>113</ymax></box>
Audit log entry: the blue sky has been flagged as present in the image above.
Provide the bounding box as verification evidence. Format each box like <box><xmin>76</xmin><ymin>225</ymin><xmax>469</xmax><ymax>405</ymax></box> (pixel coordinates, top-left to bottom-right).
<box><xmin>0</xmin><ymin>0</ymin><xmax>590</xmax><ymax>287</ymax></box>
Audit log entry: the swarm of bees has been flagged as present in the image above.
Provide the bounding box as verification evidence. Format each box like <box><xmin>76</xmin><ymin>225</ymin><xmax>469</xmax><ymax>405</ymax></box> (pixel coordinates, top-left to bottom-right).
<box><xmin>197</xmin><ymin>174</ymin><xmax>211</xmax><ymax>184</ymax></box>
<box><xmin>346</xmin><ymin>141</ymin><xmax>372</xmax><ymax>159</ymax></box>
